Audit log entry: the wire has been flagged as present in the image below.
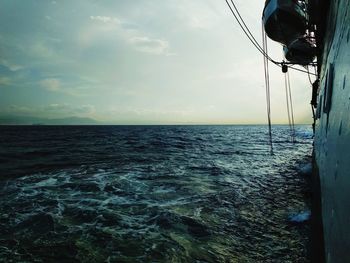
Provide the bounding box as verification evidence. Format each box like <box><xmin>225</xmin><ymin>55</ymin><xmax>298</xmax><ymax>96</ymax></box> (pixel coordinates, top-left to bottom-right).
<box><xmin>262</xmin><ymin>21</ymin><xmax>274</xmax><ymax>155</ymax></box>
<box><xmin>225</xmin><ymin>0</ymin><xmax>274</xmax><ymax>62</ymax></box>
<box><xmin>224</xmin><ymin>0</ymin><xmax>317</xmax><ymax>76</ymax></box>
<box><xmin>286</xmin><ymin>70</ymin><xmax>296</xmax><ymax>142</ymax></box>
<box><xmin>284</xmin><ymin>72</ymin><xmax>293</xmax><ymax>138</ymax></box>
<box><xmin>229</xmin><ymin>0</ymin><xmax>268</xmax><ymax>58</ymax></box>
<box><xmin>289</xmin><ymin>64</ymin><xmax>317</xmax><ymax>75</ymax></box>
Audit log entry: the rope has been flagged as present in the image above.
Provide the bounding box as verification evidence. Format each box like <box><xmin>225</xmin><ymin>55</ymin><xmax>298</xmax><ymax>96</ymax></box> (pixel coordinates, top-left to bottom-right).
<box><xmin>284</xmin><ymin>72</ymin><xmax>293</xmax><ymax>137</ymax></box>
<box><xmin>224</xmin><ymin>0</ymin><xmax>317</xmax><ymax>76</ymax></box>
<box><xmin>287</xmin><ymin>71</ymin><xmax>296</xmax><ymax>142</ymax></box>
<box><xmin>225</xmin><ymin>0</ymin><xmax>270</xmax><ymax>60</ymax></box>
<box><xmin>229</xmin><ymin>0</ymin><xmax>268</xmax><ymax>58</ymax></box>
<box><xmin>262</xmin><ymin>22</ymin><xmax>274</xmax><ymax>155</ymax></box>
<box><xmin>284</xmin><ymin>68</ymin><xmax>296</xmax><ymax>143</ymax></box>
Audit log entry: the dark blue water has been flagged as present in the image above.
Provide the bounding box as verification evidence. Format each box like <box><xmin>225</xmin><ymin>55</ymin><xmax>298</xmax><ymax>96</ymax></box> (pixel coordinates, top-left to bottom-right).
<box><xmin>0</xmin><ymin>125</ymin><xmax>313</xmax><ymax>262</ymax></box>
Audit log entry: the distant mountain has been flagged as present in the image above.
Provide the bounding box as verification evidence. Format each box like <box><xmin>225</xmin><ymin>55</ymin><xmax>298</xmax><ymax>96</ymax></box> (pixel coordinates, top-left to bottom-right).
<box><xmin>0</xmin><ymin>115</ymin><xmax>99</xmax><ymax>125</ymax></box>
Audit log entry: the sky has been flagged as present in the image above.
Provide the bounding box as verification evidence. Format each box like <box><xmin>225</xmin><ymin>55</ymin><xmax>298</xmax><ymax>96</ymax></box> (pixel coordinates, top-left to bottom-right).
<box><xmin>0</xmin><ymin>0</ymin><xmax>315</xmax><ymax>124</ymax></box>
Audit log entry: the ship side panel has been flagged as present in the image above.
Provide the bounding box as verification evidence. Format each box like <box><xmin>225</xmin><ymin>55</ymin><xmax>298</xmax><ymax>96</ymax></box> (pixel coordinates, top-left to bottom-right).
<box><xmin>315</xmin><ymin>0</ymin><xmax>350</xmax><ymax>262</ymax></box>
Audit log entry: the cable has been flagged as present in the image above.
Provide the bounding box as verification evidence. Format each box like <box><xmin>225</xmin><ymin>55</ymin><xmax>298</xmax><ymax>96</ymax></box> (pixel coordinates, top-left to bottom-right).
<box><xmin>224</xmin><ymin>0</ymin><xmax>317</xmax><ymax>76</ymax></box>
<box><xmin>287</xmin><ymin>71</ymin><xmax>296</xmax><ymax>142</ymax></box>
<box><xmin>225</xmin><ymin>0</ymin><xmax>274</xmax><ymax>62</ymax></box>
<box><xmin>262</xmin><ymin>21</ymin><xmax>274</xmax><ymax>155</ymax></box>
<box><xmin>284</xmin><ymin>72</ymin><xmax>293</xmax><ymax>137</ymax></box>
<box><xmin>284</xmin><ymin>70</ymin><xmax>296</xmax><ymax>143</ymax></box>
<box><xmin>229</xmin><ymin>0</ymin><xmax>268</xmax><ymax>58</ymax></box>
<box><xmin>289</xmin><ymin>64</ymin><xmax>316</xmax><ymax>76</ymax></box>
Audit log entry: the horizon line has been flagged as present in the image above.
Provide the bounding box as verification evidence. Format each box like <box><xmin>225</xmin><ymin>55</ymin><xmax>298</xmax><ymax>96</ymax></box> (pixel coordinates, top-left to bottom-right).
<box><xmin>0</xmin><ymin>123</ymin><xmax>312</xmax><ymax>126</ymax></box>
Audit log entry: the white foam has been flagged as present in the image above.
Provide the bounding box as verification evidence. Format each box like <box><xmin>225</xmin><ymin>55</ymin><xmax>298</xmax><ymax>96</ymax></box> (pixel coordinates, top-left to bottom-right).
<box><xmin>34</xmin><ymin>178</ymin><xmax>58</xmax><ymax>187</ymax></box>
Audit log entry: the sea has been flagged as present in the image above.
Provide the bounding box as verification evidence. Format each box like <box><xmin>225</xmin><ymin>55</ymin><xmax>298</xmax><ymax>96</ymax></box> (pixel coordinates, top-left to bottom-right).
<box><xmin>0</xmin><ymin>125</ymin><xmax>313</xmax><ymax>262</ymax></box>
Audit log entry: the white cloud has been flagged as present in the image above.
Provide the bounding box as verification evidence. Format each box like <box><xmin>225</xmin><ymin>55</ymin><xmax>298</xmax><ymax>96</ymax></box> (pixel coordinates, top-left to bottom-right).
<box><xmin>175</xmin><ymin>1</ymin><xmax>221</xmax><ymax>30</ymax></box>
<box><xmin>90</xmin><ymin>16</ymin><xmax>120</xmax><ymax>24</ymax></box>
<box><xmin>0</xmin><ymin>59</ymin><xmax>23</xmax><ymax>71</ymax></box>
<box><xmin>45</xmin><ymin>103</ymin><xmax>67</xmax><ymax>111</ymax></box>
<box><xmin>2</xmin><ymin>105</ymin><xmax>35</xmax><ymax>115</ymax></box>
<box><xmin>129</xmin><ymin>36</ymin><xmax>169</xmax><ymax>55</ymax></box>
<box><xmin>40</xmin><ymin>78</ymin><xmax>61</xmax><ymax>91</ymax></box>
<box><xmin>74</xmin><ymin>105</ymin><xmax>96</xmax><ymax>115</ymax></box>
<box><xmin>85</xmin><ymin>15</ymin><xmax>174</xmax><ymax>56</ymax></box>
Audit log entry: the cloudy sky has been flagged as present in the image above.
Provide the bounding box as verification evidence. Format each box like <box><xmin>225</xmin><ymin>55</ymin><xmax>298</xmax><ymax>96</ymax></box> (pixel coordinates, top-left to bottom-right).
<box><xmin>0</xmin><ymin>0</ymin><xmax>314</xmax><ymax>124</ymax></box>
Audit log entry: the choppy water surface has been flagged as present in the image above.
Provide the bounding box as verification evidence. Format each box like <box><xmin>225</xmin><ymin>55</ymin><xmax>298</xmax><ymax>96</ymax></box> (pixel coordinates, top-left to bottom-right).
<box><xmin>0</xmin><ymin>125</ymin><xmax>313</xmax><ymax>262</ymax></box>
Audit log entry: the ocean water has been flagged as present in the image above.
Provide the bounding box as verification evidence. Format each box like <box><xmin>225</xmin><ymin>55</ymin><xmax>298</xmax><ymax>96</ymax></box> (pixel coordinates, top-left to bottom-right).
<box><xmin>0</xmin><ymin>125</ymin><xmax>313</xmax><ymax>262</ymax></box>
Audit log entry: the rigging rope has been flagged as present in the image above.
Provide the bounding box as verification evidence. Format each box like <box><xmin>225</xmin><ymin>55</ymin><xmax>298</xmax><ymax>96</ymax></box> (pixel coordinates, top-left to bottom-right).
<box><xmin>287</xmin><ymin>71</ymin><xmax>296</xmax><ymax>143</ymax></box>
<box><xmin>224</xmin><ymin>0</ymin><xmax>317</xmax><ymax>76</ymax></box>
<box><xmin>262</xmin><ymin>22</ymin><xmax>274</xmax><ymax>154</ymax></box>
<box><xmin>227</xmin><ymin>0</ymin><xmax>268</xmax><ymax>58</ymax></box>
<box><xmin>284</xmin><ymin>69</ymin><xmax>296</xmax><ymax>143</ymax></box>
<box><xmin>284</xmin><ymin>71</ymin><xmax>293</xmax><ymax>137</ymax></box>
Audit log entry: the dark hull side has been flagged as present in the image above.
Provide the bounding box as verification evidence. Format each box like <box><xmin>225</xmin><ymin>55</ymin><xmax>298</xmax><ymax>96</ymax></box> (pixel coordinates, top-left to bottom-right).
<box><xmin>314</xmin><ymin>0</ymin><xmax>350</xmax><ymax>262</ymax></box>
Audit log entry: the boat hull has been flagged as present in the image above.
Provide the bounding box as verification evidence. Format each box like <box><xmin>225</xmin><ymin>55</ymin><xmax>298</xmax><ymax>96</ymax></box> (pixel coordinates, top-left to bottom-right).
<box><xmin>263</xmin><ymin>0</ymin><xmax>307</xmax><ymax>45</ymax></box>
<box><xmin>314</xmin><ymin>0</ymin><xmax>350</xmax><ymax>261</ymax></box>
<box><xmin>283</xmin><ymin>38</ymin><xmax>316</xmax><ymax>65</ymax></box>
